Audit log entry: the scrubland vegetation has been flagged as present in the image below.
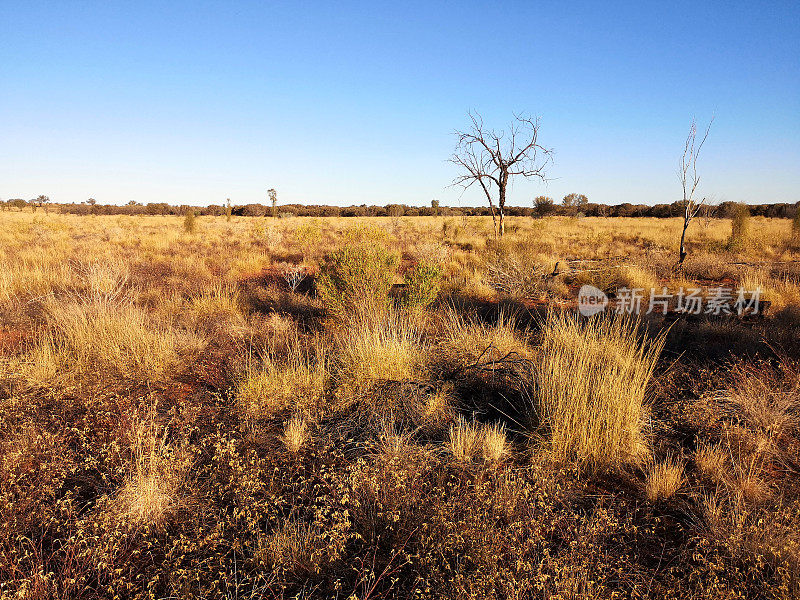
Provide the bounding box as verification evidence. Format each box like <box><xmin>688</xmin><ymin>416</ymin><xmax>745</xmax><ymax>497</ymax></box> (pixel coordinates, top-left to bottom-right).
<box><xmin>2</xmin><ymin>210</ymin><xmax>800</xmax><ymax>598</ymax></box>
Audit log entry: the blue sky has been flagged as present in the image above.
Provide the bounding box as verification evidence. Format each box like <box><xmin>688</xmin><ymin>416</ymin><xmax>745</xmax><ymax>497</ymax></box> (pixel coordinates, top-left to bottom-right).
<box><xmin>2</xmin><ymin>1</ymin><xmax>798</xmax><ymax>207</ymax></box>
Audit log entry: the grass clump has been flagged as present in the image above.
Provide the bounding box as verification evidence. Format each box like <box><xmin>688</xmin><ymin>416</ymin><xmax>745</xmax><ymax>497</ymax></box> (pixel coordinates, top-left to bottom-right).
<box><xmin>23</xmin><ymin>301</ymin><xmax>196</xmax><ymax>383</ymax></box>
<box><xmin>186</xmin><ymin>282</ymin><xmax>246</xmax><ymax>331</ymax></box>
<box><xmin>282</xmin><ymin>415</ymin><xmax>310</xmax><ymax>453</ymax></box>
<box><xmin>645</xmin><ymin>455</ymin><xmax>685</xmax><ymax>501</ymax></box>
<box><xmin>481</xmin><ymin>422</ymin><xmax>509</xmax><ymax>463</ymax></box>
<box><xmin>114</xmin><ymin>414</ymin><xmax>191</xmax><ymax>530</ymax></box>
<box><xmin>534</xmin><ymin>312</ymin><xmax>666</xmax><ymax>465</ymax></box>
<box><xmin>448</xmin><ymin>417</ymin><xmax>482</xmax><ymax>462</ymax></box>
<box><xmin>317</xmin><ymin>244</ymin><xmax>399</xmax><ymax>319</ymax></box>
<box><xmin>333</xmin><ymin>310</ymin><xmax>422</xmax><ymax>402</ymax></box>
<box><xmin>236</xmin><ymin>342</ymin><xmax>327</xmax><ymax>420</ymax></box>
<box><xmin>575</xmin><ymin>264</ymin><xmax>657</xmax><ymax>299</ymax></box>
<box><xmin>440</xmin><ymin>309</ymin><xmax>531</xmax><ymax>367</ymax></box>
<box><xmin>695</xmin><ymin>442</ymin><xmax>729</xmax><ymax>484</ymax></box>
<box><xmin>448</xmin><ymin>417</ymin><xmax>509</xmax><ymax>463</ymax></box>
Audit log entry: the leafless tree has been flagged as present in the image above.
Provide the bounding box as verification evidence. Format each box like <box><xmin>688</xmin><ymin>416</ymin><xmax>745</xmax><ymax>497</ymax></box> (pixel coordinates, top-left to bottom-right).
<box><xmin>451</xmin><ymin>112</ymin><xmax>553</xmax><ymax>237</ymax></box>
<box><xmin>677</xmin><ymin>117</ymin><xmax>713</xmax><ymax>268</ymax></box>
<box><xmin>268</xmin><ymin>188</ymin><xmax>277</xmax><ymax>218</ymax></box>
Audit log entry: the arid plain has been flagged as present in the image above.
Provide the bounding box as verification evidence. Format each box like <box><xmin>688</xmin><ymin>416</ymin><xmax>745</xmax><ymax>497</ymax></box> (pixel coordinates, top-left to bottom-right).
<box><xmin>2</xmin><ymin>210</ymin><xmax>799</xmax><ymax>599</ymax></box>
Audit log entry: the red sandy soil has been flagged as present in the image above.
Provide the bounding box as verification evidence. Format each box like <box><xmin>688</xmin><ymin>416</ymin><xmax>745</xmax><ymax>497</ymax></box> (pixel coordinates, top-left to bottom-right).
<box><xmin>0</xmin><ymin>326</ymin><xmax>30</xmax><ymax>356</ymax></box>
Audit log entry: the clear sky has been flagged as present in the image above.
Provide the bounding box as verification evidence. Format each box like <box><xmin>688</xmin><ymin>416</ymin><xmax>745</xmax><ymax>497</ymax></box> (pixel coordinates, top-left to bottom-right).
<box><xmin>2</xmin><ymin>1</ymin><xmax>798</xmax><ymax>208</ymax></box>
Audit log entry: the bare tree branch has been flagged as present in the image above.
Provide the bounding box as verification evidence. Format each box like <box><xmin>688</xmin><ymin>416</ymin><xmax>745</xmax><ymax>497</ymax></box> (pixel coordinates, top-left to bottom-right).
<box><xmin>677</xmin><ymin>116</ymin><xmax>714</xmax><ymax>268</ymax></box>
<box><xmin>450</xmin><ymin>111</ymin><xmax>553</xmax><ymax>237</ymax></box>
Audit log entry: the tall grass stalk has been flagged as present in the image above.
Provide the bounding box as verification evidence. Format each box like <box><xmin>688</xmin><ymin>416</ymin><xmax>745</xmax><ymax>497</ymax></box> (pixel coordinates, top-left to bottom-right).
<box><xmin>534</xmin><ymin>311</ymin><xmax>666</xmax><ymax>465</ymax></box>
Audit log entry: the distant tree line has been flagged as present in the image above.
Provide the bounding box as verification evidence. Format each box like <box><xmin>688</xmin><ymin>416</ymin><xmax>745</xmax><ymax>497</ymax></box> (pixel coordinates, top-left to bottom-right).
<box><xmin>2</xmin><ymin>198</ymin><xmax>798</xmax><ymax>219</ymax></box>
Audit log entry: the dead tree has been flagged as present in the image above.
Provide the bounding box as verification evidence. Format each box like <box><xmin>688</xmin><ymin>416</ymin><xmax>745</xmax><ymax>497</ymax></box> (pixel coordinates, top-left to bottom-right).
<box><xmin>268</xmin><ymin>188</ymin><xmax>277</xmax><ymax>218</ymax></box>
<box><xmin>677</xmin><ymin>117</ymin><xmax>713</xmax><ymax>268</ymax></box>
<box><xmin>451</xmin><ymin>112</ymin><xmax>552</xmax><ymax>237</ymax></box>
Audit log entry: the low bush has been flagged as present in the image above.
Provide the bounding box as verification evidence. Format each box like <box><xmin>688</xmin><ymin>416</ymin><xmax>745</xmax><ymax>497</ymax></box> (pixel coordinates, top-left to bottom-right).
<box><xmin>727</xmin><ymin>203</ymin><xmax>751</xmax><ymax>251</ymax></box>
<box><xmin>183</xmin><ymin>210</ymin><xmax>197</xmax><ymax>234</ymax></box>
<box><xmin>317</xmin><ymin>244</ymin><xmax>399</xmax><ymax>319</ymax></box>
<box><xmin>402</xmin><ymin>260</ymin><xmax>442</xmax><ymax>311</ymax></box>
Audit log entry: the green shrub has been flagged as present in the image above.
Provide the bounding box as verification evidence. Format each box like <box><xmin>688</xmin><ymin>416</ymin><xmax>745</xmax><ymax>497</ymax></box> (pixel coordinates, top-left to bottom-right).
<box><xmin>402</xmin><ymin>260</ymin><xmax>441</xmax><ymax>311</ymax></box>
<box><xmin>317</xmin><ymin>245</ymin><xmax>399</xmax><ymax>318</ymax></box>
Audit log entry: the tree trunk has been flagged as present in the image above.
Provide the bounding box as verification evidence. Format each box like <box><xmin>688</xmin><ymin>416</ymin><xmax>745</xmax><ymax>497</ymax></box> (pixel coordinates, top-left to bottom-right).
<box><xmin>498</xmin><ymin>184</ymin><xmax>506</xmax><ymax>237</ymax></box>
<box><xmin>678</xmin><ymin>222</ymin><xmax>689</xmax><ymax>267</ymax></box>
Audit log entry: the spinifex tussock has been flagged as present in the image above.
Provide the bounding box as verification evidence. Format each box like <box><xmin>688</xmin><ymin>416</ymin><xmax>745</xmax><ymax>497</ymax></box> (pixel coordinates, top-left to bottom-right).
<box><xmin>534</xmin><ymin>311</ymin><xmax>666</xmax><ymax>465</ymax></box>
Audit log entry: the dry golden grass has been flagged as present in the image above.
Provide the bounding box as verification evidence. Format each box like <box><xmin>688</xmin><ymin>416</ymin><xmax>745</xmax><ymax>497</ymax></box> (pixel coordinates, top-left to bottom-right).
<box><xmin>185</xmin><ymin>281</ymin><xmax>247</xmax><ymax>331</ymax></box>
<box><xmin>1</xmin><ymin>212</ymin><xmax>798</xmax><ymax>317</ymax></box>
<box><xmin>726</xmin><ymin>370</ymin><xmax>799</xmax><ymax>440</ymax></box>
<box><xmin>575</xmin><ymin>264</ymin><xmax>659</xmax><ymax>299</ymax></box>
<box><xmin>282</xmin><ymin>414</ymin><xmax>310</xmax><ymax>453</ymax></box>
<box><xmin>695</xmin><ymin>442</ymin><xmax>729</xmax><ymax>484</ymax></box>
<box><xmin>19</xmin><ymin>300</ymin><xmax>201</xmax><ymax>384</ymax></box>
<box><xmin>333</xmin><ymin>310</ymin><xmax>423</xmax><ymax>402</ymax></box>
<box><xmin>440</xmin><ymin>309</ymin><xmax>531</xmax><ymax>369</ymax></box>
<box><xmin>447</xmin><ymin>417</ymin><xmax>482</xmax><ymax>462</ymax></box>
<box><xmin>481</xmin><ymin>422</ymin><xmax>509</xmax><ymax>463</ymax></box>
<box><xmin>2</xmin><ymin>210</ymin><xmax>800</xmax><ymax>600</ymax></box>
<box><xmin>420</xmin><ymin>386</ymin><xmax>454</xmax><ymax>432</ymax></box>
<box><xmin>740</xmin><ymin>269</ymin><xmax>800</xmax><ymax>313</ymax></box>
<box><xmin>114</xmin><ymin>414</ymin><xmax>191</xmax><ymax>529</ymax></box>
<box><xmin>645</xmin><ymin>455</ymin><xmax>685</xmax><ymax>501</ymax></box>
<box><xmin>448</xmin><ymin>418</ymin><xmax>509</xmax><ymax>463</ymax></box>
<box><xmin>534</xmin><ymin>312</ymin><xmax>666</xmax><ymax>465</ymax></box>
<box><xmin>237</xmin><ymin>340</ymin><xmax>327</xmax><ymax>420</ymax></box>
